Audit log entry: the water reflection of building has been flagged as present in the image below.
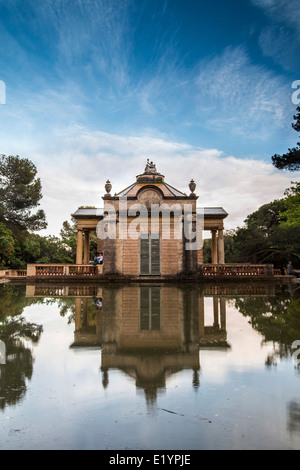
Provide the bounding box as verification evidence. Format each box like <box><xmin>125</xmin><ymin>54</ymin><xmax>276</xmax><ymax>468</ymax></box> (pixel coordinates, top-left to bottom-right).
<box><xmin>288</xmin><ymin>400</ymin><xmax>300</xmax><ymax>434</ymax></box>
<box><xmin>27</xmin><ymin>283</ymin><xmax>232</xmax><ymax>403</ymax></box>
<box><xmin>100</xmin><ymin>285</ymin><xmax>203</xmax><ymax>404</ymax></box>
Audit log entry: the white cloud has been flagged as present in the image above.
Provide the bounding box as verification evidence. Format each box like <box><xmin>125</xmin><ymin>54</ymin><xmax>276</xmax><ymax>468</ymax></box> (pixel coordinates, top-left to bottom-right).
<box><xmin>195</xmin><ymin>46</ymin><xmax>291</xmax><ymax>139</ymax></box>
<box><xmin>251</xmin><ymin>0</ymin><xmax>300</xmax><ymax>32</ymax></box>
<box><xmin>33</xmin><ymin>127</ymin><xmax>296</xmax><ymax>236</ymax></box>
<box><xmin>258</xmin><ymin>25</ymin><xmax>300</xmax><ymax>72</ymax></box>
<box><xmin>252</xmin><ymin>0</ymin><xmax>300</xmax><ymax>71</ymax></box>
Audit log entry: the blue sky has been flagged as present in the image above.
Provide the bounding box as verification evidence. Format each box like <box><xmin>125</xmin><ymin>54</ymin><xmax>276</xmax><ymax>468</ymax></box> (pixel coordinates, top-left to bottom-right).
<box><xmin>0</xmin><ymin>0</ymin><xmax>299</xmax><ymax>235</ymax></box>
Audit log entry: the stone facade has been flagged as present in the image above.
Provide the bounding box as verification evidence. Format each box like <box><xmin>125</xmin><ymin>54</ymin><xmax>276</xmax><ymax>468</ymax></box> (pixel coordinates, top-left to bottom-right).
<box><xmin>72</xmin><ymin>161</ymin><xmax>228</xmax><ymax>277</ymax></box>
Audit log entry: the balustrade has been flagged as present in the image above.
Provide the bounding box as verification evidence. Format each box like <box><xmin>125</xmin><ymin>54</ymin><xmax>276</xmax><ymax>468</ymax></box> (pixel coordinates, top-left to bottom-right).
<box><xmin>29</xmin><ymin>264</ymin><xmax>100</xmax><ymax>277</ymax></box>
<box><xmin>33</xmin><ymin>285</ymin><xmax>99</xmax><ymax>297</ymax></box>
<box><xmin>69</xmin><ymin>266</ymin><xmax>98</xmax><ymax>276</ymax></box>
<box><xmin>12</xmin><ymin>263</ymin><xmax>275</xmax><ymax>278</ymax></box>
<box><xmin>36</xmin><ymin>265</ymin><xmax>64</xmax><ymax>276</ymax></box>
<box><xmin>16</xmin><ymin>270</ymin><xmax>27</xmax><ymax>276</ymax></box>
<box><xmin>201</xmin><ymin>264</ymin><xmax>273</xmax><ymax>276</ymax></box>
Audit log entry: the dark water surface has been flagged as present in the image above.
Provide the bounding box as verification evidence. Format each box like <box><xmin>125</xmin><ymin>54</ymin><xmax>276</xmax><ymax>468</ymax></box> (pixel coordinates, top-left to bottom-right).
<box><xmin>0</xmin><ymin>281</ymin><xmax>300</xmax><ymax>450</ymax></box>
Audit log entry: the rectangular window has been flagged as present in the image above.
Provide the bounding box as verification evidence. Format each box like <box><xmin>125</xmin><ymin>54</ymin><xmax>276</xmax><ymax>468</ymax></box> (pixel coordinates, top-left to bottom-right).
<box><xmin>140</xmin><ymin>233</ymin><xmax>160</xmax><ymax>275</ymax></box>
<box><xmin>140</xmin><ymin>286</ymin><xmax>161</xmax><ymax>331</ymax></box>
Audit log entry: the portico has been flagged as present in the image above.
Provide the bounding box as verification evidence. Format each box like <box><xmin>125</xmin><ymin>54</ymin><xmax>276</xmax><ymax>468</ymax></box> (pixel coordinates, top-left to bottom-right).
<box><xmin>72</xmin><ymin>161</ymin><xmax>228</xmax><ymax>276</ymax></box>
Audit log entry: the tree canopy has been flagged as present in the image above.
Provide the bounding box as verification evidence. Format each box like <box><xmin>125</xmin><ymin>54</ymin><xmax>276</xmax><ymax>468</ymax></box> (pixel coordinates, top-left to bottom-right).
<box><xmin>0</xmin><ymin>222</ymin><xmax>15</xmax><ymax>266</ymax></box>
<box><xmin>0</xmin><ymin>154</ymin><xmax>47</xmax><ymax>232</ymax></box>
<box><xmin>280</xmin><ymin>181</ymin><xmax>300</xmax><ymax>227</ymax></box>
<box><xmin>271</xmin><ymin>106</ymin><xmax>300</xmax><ymax>171</ymax></box>
<box><xmin>225</xmin><ymin>183</ymin><xmax>300</xmax><ymax>267</ymax></box>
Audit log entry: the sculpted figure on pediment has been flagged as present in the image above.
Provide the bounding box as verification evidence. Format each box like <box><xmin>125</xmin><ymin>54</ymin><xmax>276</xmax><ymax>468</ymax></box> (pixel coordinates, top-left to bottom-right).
<box><xmin>144</xmin><ymin>159</ymin><xmax>158</xmax><ymax>174</ymax></box>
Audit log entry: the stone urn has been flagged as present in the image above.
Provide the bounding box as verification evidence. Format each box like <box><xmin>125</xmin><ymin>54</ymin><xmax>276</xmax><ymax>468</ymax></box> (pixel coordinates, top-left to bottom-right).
<box><xmin>105</xmin><ymin>179</ymin><xmax>112</xmax><ymax>197</ymax></box>
<box><xmin>189</xmin><ymin>179</ymin><xmax>196</xmax><ymax>196</ymax></box>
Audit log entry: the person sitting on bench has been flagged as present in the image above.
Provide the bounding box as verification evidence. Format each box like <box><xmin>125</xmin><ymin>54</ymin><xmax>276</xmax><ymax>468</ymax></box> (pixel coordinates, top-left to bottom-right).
<box><xmin>287</xmin><ymin>261</ymin><xmax>299</xmax><ymax>277</ymax></box>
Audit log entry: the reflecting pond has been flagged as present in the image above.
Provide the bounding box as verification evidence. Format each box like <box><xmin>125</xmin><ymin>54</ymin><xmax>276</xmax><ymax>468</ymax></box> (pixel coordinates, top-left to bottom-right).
<box><xmin>0</xmin><ymin>281</ymin><xmax>300</xmax><ymax>450</ymax></box>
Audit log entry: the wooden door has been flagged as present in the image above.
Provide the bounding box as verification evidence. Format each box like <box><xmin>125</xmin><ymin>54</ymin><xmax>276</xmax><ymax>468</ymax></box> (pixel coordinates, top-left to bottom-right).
<box><xmin>140</xmin><ymin>286</ymin><xmax>161</xmax><ymax>330</ymax></box>
<box><xmin>140</xmin><ymin>233</ymin><xmax>160</xmax><ymax>275</ymax></box>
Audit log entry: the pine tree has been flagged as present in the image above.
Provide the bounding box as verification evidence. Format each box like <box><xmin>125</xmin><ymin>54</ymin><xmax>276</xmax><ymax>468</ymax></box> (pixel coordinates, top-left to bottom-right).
<box><xmin>0</xmin><ymin>155</ymin><xmax>47</xmax><ymax>232</ymax></box>
<box><xmin>272</xmin><ymin>107</ymin><xmax>300</xmax><ymax>171</ymax></box>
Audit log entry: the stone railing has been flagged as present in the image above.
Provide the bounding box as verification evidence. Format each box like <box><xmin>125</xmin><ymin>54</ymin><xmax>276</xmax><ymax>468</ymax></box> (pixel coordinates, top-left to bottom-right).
<box><xmin>27</xmin><ymin>264</ymin><xmax>103</xmax><ymax>277</ymax></box>
<box><xmin>0</xmin><ymin>269</ymin><xmax>27</xmax><ymax>277</ymax></box>
<box><xmin>200</xmin><ymin>264</ymin><xmax>274</xmax><ymax>276</ymax></box>
<box><xmin>5</xmin><ymin>263</ymin><xmax>274</xmax><ymax>279</ymax></box>
<box><xmin>26</xmin><ymin>284</ymin><xmax>101</xmax><ymax>297</ymax></box>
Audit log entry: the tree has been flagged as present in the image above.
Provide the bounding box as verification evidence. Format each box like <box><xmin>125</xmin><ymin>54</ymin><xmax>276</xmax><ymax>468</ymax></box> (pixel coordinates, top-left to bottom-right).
<box><xmin>0</xmin><ymin>222</ymin><xmax>15</xmax><ymax>267</ymax></box>
<box><xmin>60</xmin><ymin>217</ymin><xmax>77</xmax><ymax>262</ymax></box>
<box><xmin>20</xmin><ymin>233</ymin><xmax>75</xmax><ymax>265</ymax></box>
<box><xmin>233</xmin><ymin>291</ymin><xmax>300</xmax><ymax>366</ymax></box>
<box><xmin>229</xmin><ymin>187</ymin><xmax>300</xmax><ymax>266</ymax></box>
<box><xmin>0</xmin><ymin>155</ymin><xmax>47</xmax><ymax>232</ymax></box>
<box><xmin>229</xmin><ymin>199</ymin><xmax>285</xmax><ymax>263</ymax></box>
<box><xmin>280</xmin><ymin>181</ymin><xmax>300</xmax><ymax>227</ymax></box>
<box><xmin>272</xmin><ymin>106</ymin><xmax>300</xmax><ymax>171</ymax></box>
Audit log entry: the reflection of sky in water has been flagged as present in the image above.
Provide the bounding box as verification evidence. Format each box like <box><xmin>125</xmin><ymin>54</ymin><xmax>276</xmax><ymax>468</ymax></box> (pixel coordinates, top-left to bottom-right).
<box><xmin>201</xmin><ymin>303</ymin><xmax>273</xmax><ymax>381</ymax></box>
<box><xmin>0</xmin><ymin>285</ymin><xmax>300</xmax><ymax>450</ymax></box>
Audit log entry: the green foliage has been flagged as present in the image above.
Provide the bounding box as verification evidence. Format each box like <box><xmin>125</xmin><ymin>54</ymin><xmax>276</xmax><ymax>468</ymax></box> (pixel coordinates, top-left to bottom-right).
<box><xmin>9</xmin><ymin>233</ymin><xmax>75</xmax><ymax>267</ymax></box>
<box><xmin>280</xmin><ymin>181</ymin><xmax>300</xmax><ymax>227</ymax></box>
<box><xmin>272</xmin><ymin>106</ymin><xmax>300</xmax><ymax>171</ymax></box>
<box><xmin>0</xmin><ymin>154</ymin><xmax>77</xmax><ymax>268</ymax></box>
<box><xmin>245</xmin><ymin>199</ymin><xmax>286</xmax><ymax>230</ymax></box>
<box><xmin>0</xmin><ymin>154</ymin><xmax>47</xmax><ymax>231</ymax></box>
<box><xmin>227</xmin><ymin>200</ymin><xmax>284</xmax><ymax>264</ymax></box>
<box><xmin>0</xmin><ymin>154</ymin><xmax>105</xmax><ymax>268</ymax></box>
<box><xmin>59</xmin><ymin>218</ymin><xmax>77</xmax><ymax>261</ymax></box>
<box><xmin>3</xmin><ymin>222</ymin><xmax>80</xmax><ymax>268</ymax></box>
<box><xmin>226</xmin><ymin>184</ymin><xmax>300</xmax><ymax>266</ymax></box>
<box><xmin>0</xmin><ymin>285</ymin><xmax>28</xmax><ymax>321</ymax></box>
<box><xmin>202</xmin><ymin>238</ymin><xmax>211</xmax><ymax>263</ymax></box>
<box><xmin>0</xmin><ymin>285</ymin><xmax>44</xmax><ymax>410</ymax></box>
<box><xmin>271</xmin><ymin>147</ymin><xmax>300</xmax><ymax>171</ymax></box>
<box><xmin>233</xmin><ymin>288</ymin><xmax>300</xmax><ymax>365</ymax></box>
<box><xmin>0</xmin><ymin>222</ymin><xmax>15</xmax><ymax>267</ymax></box>
<box><xmin>292</xmin><ymin>107</ymin><xmax>300</xmax><ymax>132</ymax></box>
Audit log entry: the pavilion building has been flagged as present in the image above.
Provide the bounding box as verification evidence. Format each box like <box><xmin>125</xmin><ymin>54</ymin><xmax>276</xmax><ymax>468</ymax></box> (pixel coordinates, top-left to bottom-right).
<box><xmin>72</xmin><ymin>160</ymin><xmax>228</xmax><ymax>277</ymax></box>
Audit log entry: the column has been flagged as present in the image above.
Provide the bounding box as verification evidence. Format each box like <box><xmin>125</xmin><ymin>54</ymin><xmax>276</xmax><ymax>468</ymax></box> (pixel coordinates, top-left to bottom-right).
<box><xmin>76</xmin><ymin>229</ymin><xmax>83</xmax><ymax>264</ymax></box>
<box><xmin>218</xmin><ymin>228</ymin><xmax>225</xmax><ymax>264</ymax></box>
<box><xmin>82</xmin><ymin>298</ymin><xmax>88</xmax><ymax>327</ymax></box>
<box><xmin>213</xmin><ymin>297</ymin><xmax>219</xmax><ymax>327</ymax></box>
<box><xmin>211</xmin><ymin>229</ymin><xmax>218</xmax><ymax>264</ymax></box>
<box><xmin>75</xmin><ymin>298</ymin><xmax>82</xmax><ymax>331</ymax></box>
<box><xmin>198</xmin><ymin>294</ymin><xmax>205</xmax><ymax>338</ymax></box>
<box><xmin>220</xmin><ymin>297</ymin><xmax>226</xmax><ymax>331</ymax></box>
<box><xmin>83</xmin><ymin>230</ymin><xmax>90</xmax><ymax>265</ymax></box>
